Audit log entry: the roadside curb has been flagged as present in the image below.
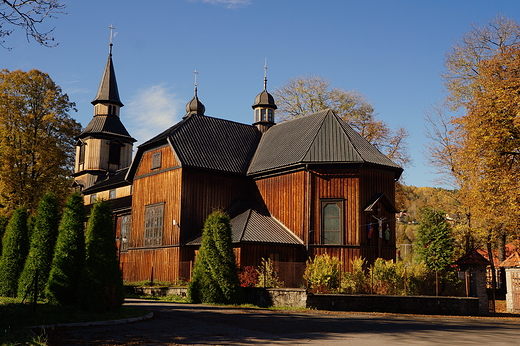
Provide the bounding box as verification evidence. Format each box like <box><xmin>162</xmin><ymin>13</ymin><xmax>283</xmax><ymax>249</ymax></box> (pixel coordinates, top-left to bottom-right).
<box><xmin>28</xmin><ymin>311</ymin><xmax>154</xmax><ymax>330</ymax></box>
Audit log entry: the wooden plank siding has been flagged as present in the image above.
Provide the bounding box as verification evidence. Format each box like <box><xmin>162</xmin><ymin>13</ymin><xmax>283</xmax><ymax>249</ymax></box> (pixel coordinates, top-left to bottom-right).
<box><xmin>180</xmin><ymin>168</ymin><xmax>255</xmax><ymax>244</ymax></box>
<box><xmin>359</xmin><ymin>168</ymin><xmax>398</xmax><ymax>262</ymax></box>
<box><xmin>122</xmin><ymin>146</ymin><xmax>184</xmax><ymax>282</ymax></box>
<box><xmin>254</xmin><ymin>170</ymin><xmax>307</xmax><ymax>240</ymax></box>
<box><xmin>310</xmin><ymin>168</ymin><xmax>360</xmax><ymax>246</ymax></box>
<box><xmin>120</xmin><ymin>247</ymin><xmax>182</xmax><ymax>282</ymax></box>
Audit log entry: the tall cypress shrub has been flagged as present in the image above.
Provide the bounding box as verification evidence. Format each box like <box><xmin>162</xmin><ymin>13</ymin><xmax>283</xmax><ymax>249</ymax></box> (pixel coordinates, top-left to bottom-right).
<box><xmin>0</xmin><ymin>215</ymin><xmax>9</xmax><ymax>257</ymax></box>
<box><xmin>188</xmin><ymin>210</ymin><xmax>242</xmax><ymax>304</ymax></box>
<box><xmin>0</xmin><ymin>207</ymin><xmax>29</xmax><ymax>297</ymax></box>
<box><xmin>45</xmin><ymin>192</ymin><xmax>85</xmax><ymax>305</ymax></box>
<box><xmin>18</xmin><ymin>193</ymin><xmax>60</xmax><ymax>299</ymax></box>
<box><xmin>79</xmin><ymin>199</ymin><xmax>124</xmax><ymax>312</ymax></box>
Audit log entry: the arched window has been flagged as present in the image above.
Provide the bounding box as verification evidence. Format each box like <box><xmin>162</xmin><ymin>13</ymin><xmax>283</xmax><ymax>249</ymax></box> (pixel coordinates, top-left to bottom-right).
<box><xmin>321</xmin><ymin>200</ymin><xmax>343</xmax><ymax>245</ymax></box>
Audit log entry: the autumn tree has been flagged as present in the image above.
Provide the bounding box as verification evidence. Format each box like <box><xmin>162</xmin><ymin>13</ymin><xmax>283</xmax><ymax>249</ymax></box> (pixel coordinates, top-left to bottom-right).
<box><xmin>188</xmin><ymin>210</ymin><xmax>242</xmax><ymax>304</ymax></box>
<box><xmin>442</xmin><ymin>14</ymin><xmax>520</xmax><ymax>109</ymax></box>
<box><xmin>0</xmin><ymin>69</ymin><xmax>81</xmax><ymax>213</ymax></box>
<box><xmin>454</xmin><ymin>45</ymin><xmax>520</xmax><ymax>264</ymax></box>
<box><xmin>17</xmin><ymin>192</ymin><xmax>60</xmax><ymax>299</ymax></box>
<box><xmin>425</xmin><ymin>16</ymin><xmax>520</xmax><ymax>259</ymax></box>
<box><xmin>45</xmin><ymin>192</ymin><xmax>85</xmax><ymax>306</ymax></box>
<box><xmin>0</xmin><ymin>0</ymin><xmax>66</xmax><ymax>49</ymax></box>
<box><xmin>79</xmin><ymin>199</ymin><xmax>124</xmax><ymax>312</ymax></box>
<box><xmin>273</xmin><ymin>75</ymin><xmax>409</xmax><ymax>167</ymax></box>
<box><xmin>0</xmin><ymin>206</ymin><xmax>29</xmax><ymax>297</ymax></box>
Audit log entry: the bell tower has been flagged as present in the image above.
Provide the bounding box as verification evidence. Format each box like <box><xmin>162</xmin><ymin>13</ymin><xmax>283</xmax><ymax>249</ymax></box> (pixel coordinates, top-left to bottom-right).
<box><xmin>252</xmin><ymin>60</ymin><xmax>277</xmax><ymax>133</ymax></box>
<box><xmin>73</xmin><ymin>26</ymin><xmax>136</xmax><ymax>190</ymax></box>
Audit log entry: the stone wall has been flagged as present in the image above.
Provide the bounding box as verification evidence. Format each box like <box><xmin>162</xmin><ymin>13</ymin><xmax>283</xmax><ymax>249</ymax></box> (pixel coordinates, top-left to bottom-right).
<box><xmin>307</xmin><ymin>293</ymin><xmax>480</xmax><ymax>315</ymax></box>
<box><xmin>243</xmin><ymin>288</ymin><xmax>307</xmax><ymax>308</ymax></box>
<box><xmin>130</xmin><ymin>286</ymin><xmax>482</xmax><ymax>315</ymax></box>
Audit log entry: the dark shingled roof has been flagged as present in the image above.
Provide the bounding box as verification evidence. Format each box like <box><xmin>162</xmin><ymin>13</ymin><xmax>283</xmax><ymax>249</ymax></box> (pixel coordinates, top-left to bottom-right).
<box><xmin>248</xmin><ymin>110</ymin><xmax>402</xmax><ymax>176</ymax></box>
<box><xmin>92</xmin><ymin>54</ymin><xmax>123</xmax><ymax>107</ymax></box>
<box><xmin>187</xmin><ymin>208</ymin><xmax>303</xmax><ymax>246</ymax></box>
<box><xmin>83</xmin><ymin>168</ymin><xmax>131</xmax><ymax>194</ymax></box>
<box><xmin>135</xmin><ymin>114</ymin><xmax>262</xmax><ymax>175</ymax></box>
<box><xmin>364</xmin><ymin>193</ymin><xmax>399</xmax><ymax>213</ymax></box>
<box><xmin>456</xmin><ymin>249</ymin><xmax>491</xmax><ymax>266</ymax></box>
<box><xmin>79</xmin><ymin>114</ymin><xmax>136</xmax><ymax>141</ymax></box>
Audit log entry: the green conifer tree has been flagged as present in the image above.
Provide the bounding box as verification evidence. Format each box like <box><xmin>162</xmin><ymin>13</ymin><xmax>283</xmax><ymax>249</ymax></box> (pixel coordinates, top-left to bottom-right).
<box><xmin>416</xmin><ymin>207</ymin><xmax>454</xmax><ymax>272</ymax></box>
<box><xmin>45</xmin><ymin>192</ymin><xmax>85</xmax><ymax>305</ymax></box>
<box><xmin>0</xmin><ymin>207</ymin><xmax>29</xmax><ymax>297</ymax></box>
<box><xmin>18</xmin><ymin>193</ymin><xmax>60</xmax><ymax>299</ymax></box>
<box><xmin>79</xmin><ymin>199</ymin><xmax>124</xmax><ymax>311</ymax></box>
<box><xmin>0</xmin><ymin>215</ymin><xmax>9</xmax><ymax>257</ymax></box>
<box><xmin>188</xmin><ymin>210</ymin><xmax>242</xmax><ymax>304</ymax></box>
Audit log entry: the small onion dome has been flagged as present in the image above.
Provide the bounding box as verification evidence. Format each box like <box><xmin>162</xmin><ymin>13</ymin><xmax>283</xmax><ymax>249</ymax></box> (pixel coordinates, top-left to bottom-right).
<box><xmin>252</xmin><ymin>89</ymin><xmax>277</xmax><ymax>110</ymax></box>
<box><xmin>185</xmin><ymin>89</ymin><xmax>205</xmax><ymax>117</ymax></box>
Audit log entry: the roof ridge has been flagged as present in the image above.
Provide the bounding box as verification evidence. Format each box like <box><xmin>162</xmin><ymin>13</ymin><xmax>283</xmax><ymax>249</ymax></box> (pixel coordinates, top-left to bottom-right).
<box><xmin>330</xmin><ymin>111</ymin><xmax>365</xmax><ymax>162</ymax></box>
<box><xmin>300</xmin><ymin>110</ymin><xmax>330</xmax><ymax>162</ymax></box>
<box><xmin>240</xmin><ymin>208</ymin><xmax>253</xmax><ymax>243</ymax></box>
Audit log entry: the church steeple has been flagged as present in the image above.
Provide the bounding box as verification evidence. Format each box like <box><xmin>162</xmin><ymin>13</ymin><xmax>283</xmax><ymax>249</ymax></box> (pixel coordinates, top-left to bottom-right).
<box><xmin>184</xmin><ymin>70</ymin><xmax>205</xmax><ymax>118</ymax></box>
<box><xmin>73</xmin><ymin>26</ymin><xmax>135</xmax><ymax>191</ymax></box>
<box><xmin>92</xmin><ymin>25</ymin><xmax>123</xmax><ymax>116</ymax></box>
<box><xmin>252</xmin><ymin>59</ymin><xmax>277</xmax><ymax>133</ymax></box>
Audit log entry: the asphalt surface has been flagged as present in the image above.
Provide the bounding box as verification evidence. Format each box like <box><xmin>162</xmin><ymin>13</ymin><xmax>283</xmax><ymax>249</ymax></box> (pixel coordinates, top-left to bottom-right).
<box><xmin>42</xmin><ymin>298</ymin><xmax>520</xmax><ymax>345</ymax></box>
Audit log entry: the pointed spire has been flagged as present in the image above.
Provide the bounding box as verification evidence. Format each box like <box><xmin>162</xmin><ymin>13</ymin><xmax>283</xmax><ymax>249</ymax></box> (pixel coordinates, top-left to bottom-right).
<box><xmin>184</xmin><ymin>70</ymin><xmax>205</xmax><ymax>117</ymax></box>
<box><xmin>253</xmin><ymin>59</ymin><xmax>276</xmax><ymax>110</ymax></box>
<box><xmin>92</xmin><ymin>25</ymin><xmax>123</xmax><ymax>107</ymax></box>
<box><xmin>253</xmin><ymin>60</ymin><xmax>277</xmax><ymax>132</ymax></box>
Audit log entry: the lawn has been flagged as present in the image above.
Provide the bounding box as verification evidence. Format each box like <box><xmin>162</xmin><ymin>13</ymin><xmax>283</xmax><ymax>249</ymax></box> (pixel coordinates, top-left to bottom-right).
<box><xmin>0</xmin><ymin>297</ymin><xmax>149</xmax><ymax>346</ymax></box>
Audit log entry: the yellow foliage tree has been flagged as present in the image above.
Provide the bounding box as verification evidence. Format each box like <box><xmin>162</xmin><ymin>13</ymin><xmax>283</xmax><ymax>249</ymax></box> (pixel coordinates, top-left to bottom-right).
<box><xmin>454</xmin><ymin>45</ymin><xmax>520</xmax><ymax>262</ymax></box>
<box><xmin>0</xmin><ymin>69</ymin><xmax>81</xmax><ymax>213</ymax></box>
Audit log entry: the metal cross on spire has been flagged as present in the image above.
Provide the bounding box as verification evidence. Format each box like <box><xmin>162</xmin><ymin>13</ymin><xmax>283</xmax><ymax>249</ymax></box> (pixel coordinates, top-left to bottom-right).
<box><xmin>193</xmin><ymin>70</ymin><xmax>199</xmax><ymax>95</ymax></box>
<box><xmin>263</xmin><ymin>58</ymin><xmax>268</xmax><ymax>90</ymax></box>
<box><xmin>108</xmin><ymin>24</ymin><xmax>115</xmax><ymax>55</ymax></box>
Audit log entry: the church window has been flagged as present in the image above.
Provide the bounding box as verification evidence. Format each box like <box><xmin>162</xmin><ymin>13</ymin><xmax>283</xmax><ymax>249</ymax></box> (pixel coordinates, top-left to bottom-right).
<box><xmin>152</xmin><ymin>152</ymin><xmax>162</xmax><ymax>170</ymax></box>
<box><xmin>268</xmin><ymin>109</ymin><xmax>274</xmax><ymax>122</ymax></box>
<box><xmin>144</xmin><ymin>202</ymin><xmax>164</xmax><ymax>247</ymax></box>
<box><xmin>109</xmin><ymin>189</ymin><xmax>116</xmax><ymax>199</ymax></box>
<box><xmin>321</xmin><ymin>199</ymin><xmax>343</xmax><ymax>245</ymax></box>
<box><xmin>261</xmin><ymin>109</ymin><xmax>266</xmax><ymax>121</ymax></box>
<box><xmin>90</xmin><ymin>194</ymin><xmax>97</xmax><ymax>204</ymax></box>
<box><xmin>120</xmin><ymin>214</ymin><xmax>131</xmax><ymax>252</ymax></box>
<box><xmin>78</xmin><ymin>142</ymin><xmax>85</xmax><ymax>164</ymax></box>
<box><xmin>108</xmin><ymin>142</ymin><xmax>121</xmax><ymax>165</ymax></box>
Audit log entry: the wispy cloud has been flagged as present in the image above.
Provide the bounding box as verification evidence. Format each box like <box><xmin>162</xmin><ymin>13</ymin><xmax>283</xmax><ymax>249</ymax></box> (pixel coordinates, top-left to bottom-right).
<box><xmin>126</xmin><ymin>84</ymin><xmax>183</xmax><ymax>144</ymax></box>
<box><xmin>188</xmin><ymin>0</ymin><xmax>252</xmax><ymax>9</ymax></box>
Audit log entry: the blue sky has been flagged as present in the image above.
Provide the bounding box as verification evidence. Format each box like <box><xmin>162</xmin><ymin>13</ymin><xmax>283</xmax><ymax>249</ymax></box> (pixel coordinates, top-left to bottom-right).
<box><xmin>2</xmin><ymin>0</ymin><xmax>519</xmax><ymax>187</ymax></box>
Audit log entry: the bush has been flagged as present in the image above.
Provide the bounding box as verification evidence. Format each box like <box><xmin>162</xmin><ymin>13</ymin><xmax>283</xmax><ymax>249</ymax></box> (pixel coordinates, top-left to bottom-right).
<box><xmin>45</xmin><ymin>192</ymin><xmax>86</xmax><ymax>306</ymax></box>
<box><xmin>341</xmin><ymin>257</ymin><xmax>368</xmax><ymax>294</ymax></box>
<box><xmin>188</xmin><ymin>210</ymin><xmax>243</xmax><ymax>304</ymax></box>
<box><xmin>256</xmin><ymin>258</ymin><xmax>283</xmax><ymax>288</ymax></box>
<box><xmin>304</xmin><ymin>253</ymin><xmax>341</xmax><ymax>293</ymax></box>
<box><xmin>18</xmin><ymin>193</ymin><xmax>60</xmax><ymax>299</ymax></box>
<box><xmin>79</xmin><ymin>199</ymin><xmax>124</xmax><ymax>312</ymax></box>
<box><xmin>0</xmin><ymin>207</ymin><xmax>29</xmax><ymax>297</ymax></box>
<box><xmin>238</xmin><ymin>266</ymin><xmax>259</xmax><ymax>287</ymax></box>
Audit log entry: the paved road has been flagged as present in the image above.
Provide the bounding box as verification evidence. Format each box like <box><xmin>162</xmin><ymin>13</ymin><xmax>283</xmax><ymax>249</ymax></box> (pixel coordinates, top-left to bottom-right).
<box><xmin>44</xmin><ymin>298</ymin><xmax>520</xmax><ymax>345</ymax></box>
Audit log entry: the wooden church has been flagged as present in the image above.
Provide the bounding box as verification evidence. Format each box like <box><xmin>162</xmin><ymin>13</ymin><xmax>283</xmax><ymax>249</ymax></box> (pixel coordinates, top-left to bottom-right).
<box><xmin>74</xmin><ymin>45</ymin><xmax>403</xmax><ymax>286</ymax></box>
